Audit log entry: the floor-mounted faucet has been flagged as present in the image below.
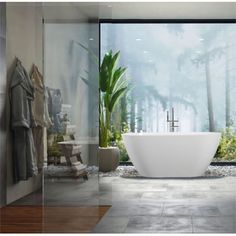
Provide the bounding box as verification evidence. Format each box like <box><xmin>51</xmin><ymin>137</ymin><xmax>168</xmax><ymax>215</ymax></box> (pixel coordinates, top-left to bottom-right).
<box><xmin>167</xmin><ymin>107</ymin><xmax>179</xmax><ymax>132</ymax></box>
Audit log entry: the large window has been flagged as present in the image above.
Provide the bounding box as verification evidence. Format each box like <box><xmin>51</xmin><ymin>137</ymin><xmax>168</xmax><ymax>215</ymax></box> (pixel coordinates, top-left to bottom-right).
<box><xmin>101</xmin><ymin>21</ymin><xmax>236</xmax><ymax>162</ymax></box>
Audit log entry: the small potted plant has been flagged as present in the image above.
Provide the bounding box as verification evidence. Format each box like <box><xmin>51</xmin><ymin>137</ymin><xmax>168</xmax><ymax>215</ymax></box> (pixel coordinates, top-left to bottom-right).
<box><xmin>98</xmin><ymin>50</ymin><xmax>128</xmax><ymax>172</ymax></box>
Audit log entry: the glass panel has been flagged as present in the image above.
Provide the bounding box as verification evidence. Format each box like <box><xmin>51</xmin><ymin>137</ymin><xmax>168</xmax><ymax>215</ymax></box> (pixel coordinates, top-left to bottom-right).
<box><xmin>101</xmin><ymin>23</ymin><xmax>236</xmax><ymax>163</ymax></box>
<box><xmin>41</xmin><ymin>3</ymin><xmax>104</xmax><ymax>231</ymax></box>
<box><xmin>43</xmin><ymin>19</ymin><xmax>99</xmax><ymax>207</ymax></box>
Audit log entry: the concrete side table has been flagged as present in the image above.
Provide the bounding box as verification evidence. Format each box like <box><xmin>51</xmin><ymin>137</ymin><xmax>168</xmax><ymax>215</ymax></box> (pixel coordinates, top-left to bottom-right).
<box><xmin>58</xmin><ymin>141</ymin><xmax>88</xmax><ymax>180</ymax></box>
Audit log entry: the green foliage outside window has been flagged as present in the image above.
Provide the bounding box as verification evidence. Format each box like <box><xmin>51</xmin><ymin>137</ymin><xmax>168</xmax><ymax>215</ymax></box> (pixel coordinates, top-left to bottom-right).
<box><xmin>111</xmin><ymin>124</ymin><xmax>236</xmax><ymax>162</ymax></box>
<box><xmin>111</xmin><ymin>122</ymin><xmax>130</xmax><ymax>162</ymax></box>
<box><xmin>215</xmin><ymin>127</ymin><xmax>236</xmax><ymax>161</ymax></box>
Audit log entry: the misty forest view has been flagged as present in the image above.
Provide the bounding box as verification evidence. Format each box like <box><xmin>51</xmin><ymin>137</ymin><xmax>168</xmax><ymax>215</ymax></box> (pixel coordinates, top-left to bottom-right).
<box><xmin>101</xmin><ymin>23</ymin><xmax>236</xmax><ymax>161</ymax></box>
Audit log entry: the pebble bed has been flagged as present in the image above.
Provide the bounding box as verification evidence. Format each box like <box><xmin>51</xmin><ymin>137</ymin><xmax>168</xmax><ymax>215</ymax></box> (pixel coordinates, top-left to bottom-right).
<box><xmin>44</xmin><ymin>165</ymin><xmax>236</xmax><ymax>178</ymax></box>
<box><xmin>99</xmin><ymin>165</ymin><xmax>236</xmax><ymax>178</ymax></box>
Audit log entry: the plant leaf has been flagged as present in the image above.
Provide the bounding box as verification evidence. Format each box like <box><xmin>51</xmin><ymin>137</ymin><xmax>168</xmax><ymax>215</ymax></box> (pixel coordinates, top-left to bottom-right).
<box><xmin>111</xmin><ymin>51</ymin><xmax>120</xmax><ymax>73</ymax></box>
<box><xmin>100</xmin><ymin>54</ymin><xmax>110</xmax><ymax>92</ymax></box>
<box><xmin>110</xmin><ymin>67</ymin><xmax>127</xmax><ymax>93</ymax></box>
<box><xmin>75</xmin><ymin>41</ymin><xmax>99</xmax><ymax>65</ymax></box>
<box><xmin>80</xmin><ymin>76</ymin><xmax>98</xmax><ymax>90</ymax></box>
<box><xmin>108</xmin><ymin>87</ymin><xmax>127</xmax><ymax>112</ymax></box>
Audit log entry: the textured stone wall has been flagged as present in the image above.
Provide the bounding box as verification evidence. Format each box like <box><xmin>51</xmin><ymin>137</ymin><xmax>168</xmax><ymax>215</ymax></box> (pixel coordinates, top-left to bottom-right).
<box><xmin>0</xmin><ymin>2</ymin><xmax>6</xmax><ymax>207</ymax></box>
<box><xmin>6</xmin><ymin>3</ymin><xmax>43</xmax><ymax>204</ymax></box>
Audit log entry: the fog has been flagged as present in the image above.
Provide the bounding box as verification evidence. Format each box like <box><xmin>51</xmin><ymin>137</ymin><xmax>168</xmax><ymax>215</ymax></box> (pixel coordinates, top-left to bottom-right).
<box><xmin>101</xmin><ymin>23</ymin><xmax>236</xmax><ymax>133</ymax></box>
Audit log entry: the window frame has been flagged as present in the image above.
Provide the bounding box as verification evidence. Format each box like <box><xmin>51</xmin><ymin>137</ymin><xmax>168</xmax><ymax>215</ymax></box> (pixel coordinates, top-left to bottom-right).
<box><xmin>99</xmin><ymin>19</ymin><xmax>236</xmax><ymax>166</ymax></box>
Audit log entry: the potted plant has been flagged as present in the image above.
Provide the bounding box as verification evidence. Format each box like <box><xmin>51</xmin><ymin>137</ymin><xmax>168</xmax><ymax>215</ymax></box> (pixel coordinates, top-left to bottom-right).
<box><xmin>98</xmin><ymin>50</ymin><xmax>128</xmax><ymax>172</ymax></box>
<box><xmin>76</xmin><ymin>43</ymin><xmax>128</xmax><ymax>172</ymax></box>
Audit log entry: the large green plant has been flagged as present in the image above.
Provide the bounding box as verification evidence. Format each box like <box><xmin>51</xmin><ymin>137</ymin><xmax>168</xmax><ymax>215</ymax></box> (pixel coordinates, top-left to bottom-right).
<box><xmin>100</xmin><ymin>51</ymin><xmax>128</xmax><ymax>147</ymax></box>
<box><xmin>75</xmin><ymin>42</ymin><xmax>128</xmax><ymax>147</ymax></box>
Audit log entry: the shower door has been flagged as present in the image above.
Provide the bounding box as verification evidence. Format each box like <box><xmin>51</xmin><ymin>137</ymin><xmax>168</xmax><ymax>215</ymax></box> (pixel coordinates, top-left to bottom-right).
<box><xmin>42</xmin><ymin>5</ymin><xmax>101</xmax><ymax>232</ymax></box>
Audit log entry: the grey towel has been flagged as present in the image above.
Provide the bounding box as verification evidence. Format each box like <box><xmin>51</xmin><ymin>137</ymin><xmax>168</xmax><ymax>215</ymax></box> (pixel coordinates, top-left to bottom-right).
<box><xmin>10</xmin><ymin>60</ymin><xmax>38</xmax><ymax>182</ymax></box>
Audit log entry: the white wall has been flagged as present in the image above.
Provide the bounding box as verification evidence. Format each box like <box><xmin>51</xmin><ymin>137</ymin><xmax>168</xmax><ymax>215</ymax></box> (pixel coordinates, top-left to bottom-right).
<box><xmin>6</xmin><ymin>3</ymin><xmax>43</xmax><ymax>204</ymax></box>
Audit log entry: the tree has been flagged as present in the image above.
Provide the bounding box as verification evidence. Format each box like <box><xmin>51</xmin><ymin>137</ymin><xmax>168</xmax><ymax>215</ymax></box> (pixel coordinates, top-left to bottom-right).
<box><xmin>225</xmin><ymin>43</ymin><xmax>231</xmax><ymax>127</ymax></box>
<box><xmin>192</xmin><ymin>46</ymin><xmax>225</xmax><ymax>131</ymax></box>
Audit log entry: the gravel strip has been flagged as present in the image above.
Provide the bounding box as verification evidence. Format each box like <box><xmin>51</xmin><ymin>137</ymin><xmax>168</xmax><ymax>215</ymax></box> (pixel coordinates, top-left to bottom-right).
<box><xmin>100</xmin><ymin>165</ymin><xmax>236</xmax><ymax>178</ymax></box>
<box><xmin>44</xmin><ymin>165</ymin><xmax>236</xmax><ymax>178</ymax></box>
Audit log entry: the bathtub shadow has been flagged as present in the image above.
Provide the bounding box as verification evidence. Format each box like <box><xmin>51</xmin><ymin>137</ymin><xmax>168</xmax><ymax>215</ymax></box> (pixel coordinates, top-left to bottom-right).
<box><xmin>120</xmin><ymin>175</ymin><xmax>224</xmax><ymax>180</ymax></box>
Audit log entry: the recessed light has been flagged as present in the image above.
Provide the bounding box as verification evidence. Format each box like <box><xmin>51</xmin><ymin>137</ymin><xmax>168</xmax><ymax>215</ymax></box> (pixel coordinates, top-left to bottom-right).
<box><xmin>143</xmin><ymin>50</ymin><xmax>148</xmax><ymax>54</ymax></box>
<box><xmin>199</xmin><ymin>38</ymin><xmax>204</xmax><ymax>41</ymax></box>
<box><xmin>89</xmin><ymin>38</ymin><xmax>94</xmax><ymax>41</ymax></box>
<box><xmin>136</xmin><ymin>38</ymin><xmax>142</xmax><ymax>41</ymax></box>
<box><xmin>148</xmin><ymin>60</ymin><xmax>153</xmax><ymax>63</ymax></box>
<box><xmin>196</xmin><ymin>50</ymin><xmax>201</xmax><ymax>54</ymax></box>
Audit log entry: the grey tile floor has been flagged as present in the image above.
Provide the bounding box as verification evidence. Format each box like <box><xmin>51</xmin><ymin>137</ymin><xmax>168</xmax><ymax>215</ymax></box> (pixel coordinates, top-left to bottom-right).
<box><xmin>18</xmin><ymin>173</ymin><xmax>235</xmax><ymax>233</ymax></box>
<box><xmin>93</xmin><ymin>176</ymin><xmax>236</xmax><ymax>233</ymax></box>
<box><xmin>44</xmin><ymin>176</ymin><xmax>100</xmax><ymax>206</ymax></box>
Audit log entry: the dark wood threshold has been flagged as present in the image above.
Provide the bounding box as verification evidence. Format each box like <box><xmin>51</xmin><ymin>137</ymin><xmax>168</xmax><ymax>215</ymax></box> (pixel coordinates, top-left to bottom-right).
<box><xmin>0</xmin><ymin>205</ymin><xmax>110</xmax><ymax>233</ymax></box>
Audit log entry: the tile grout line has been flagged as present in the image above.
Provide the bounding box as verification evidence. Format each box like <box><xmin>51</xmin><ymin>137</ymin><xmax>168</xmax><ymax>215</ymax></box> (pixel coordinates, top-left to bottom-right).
<box><xmin>191</xmin><ymin>215</ymin><xmax>194</xmax><ymax>233</ymax></box>
<box><xmin>161</xmin><ymin>202</ymin><xmax>165</xmax><ymax>216</ymax></box>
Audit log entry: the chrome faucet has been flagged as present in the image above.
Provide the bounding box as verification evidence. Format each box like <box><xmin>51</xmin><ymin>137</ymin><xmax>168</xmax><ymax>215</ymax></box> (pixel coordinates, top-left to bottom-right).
<box><xmin>167</xmin><ymin>107</ymin><xmax>179</xmax><ymax>132</ymax></box>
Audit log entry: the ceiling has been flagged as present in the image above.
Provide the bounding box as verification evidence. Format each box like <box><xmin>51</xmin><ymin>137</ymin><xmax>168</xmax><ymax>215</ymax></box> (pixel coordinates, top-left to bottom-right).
<box><xmin>101</xmin><ymin>2</ymin><xmax>236</xmax><ymax>20</ymax></box>
<box><xmin>41</xmin><ymin>2</ymin><xmax>236</xmax><ymax>21</ymax></box>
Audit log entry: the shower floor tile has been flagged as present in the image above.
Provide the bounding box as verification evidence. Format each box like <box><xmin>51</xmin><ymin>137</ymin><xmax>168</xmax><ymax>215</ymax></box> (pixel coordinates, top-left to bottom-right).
<box><xmin>192</xmin><ymin>216</ymin><xmax>236</xmax><ymax>233</ymax></box>
<box><xmin>106</xmin><ymin>203</ymin><xmax>163</xmax><ymax>217</ymax></box>
<box><xmin>163</xmin><ymin>203</ymin><xmax>222</xmax><ymax>217</ymax></box>
<box><xmin>124</xmin><ymin>216</ymin><xmax>192</xmax><ymax>233</ymax></box>
<box><xmin>92</xmin><ymin>216</ymin><xmax>129</xmax><ymax>233</ymax></box>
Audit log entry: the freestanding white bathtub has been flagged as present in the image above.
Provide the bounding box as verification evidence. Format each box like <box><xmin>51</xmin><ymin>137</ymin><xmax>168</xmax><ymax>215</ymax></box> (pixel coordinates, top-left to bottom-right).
<box><xmin>122</xmin><ymin>132</ymin><xmax>221</xmax><ymax>177</ymax></box>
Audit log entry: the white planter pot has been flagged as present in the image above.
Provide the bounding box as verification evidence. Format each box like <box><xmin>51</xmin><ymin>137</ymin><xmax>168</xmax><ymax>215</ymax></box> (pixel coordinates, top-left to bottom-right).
<box><xmin>98</xmin><ymin>146</ymin><xmax>120</xmax><ymax>172</ymax></box>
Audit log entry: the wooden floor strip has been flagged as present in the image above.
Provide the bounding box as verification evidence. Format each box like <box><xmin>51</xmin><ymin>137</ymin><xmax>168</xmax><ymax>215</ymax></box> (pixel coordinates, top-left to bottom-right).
<box><xmin>0</xmin><ymin>205</ymin><xmax>110</xmax><ymax>233</ymax></box>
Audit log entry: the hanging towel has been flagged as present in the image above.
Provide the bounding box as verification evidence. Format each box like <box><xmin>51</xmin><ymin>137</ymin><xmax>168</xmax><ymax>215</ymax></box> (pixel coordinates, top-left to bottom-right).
<box><xmin>30</xmin><ymin>64</ymin><xmax>52</xmax><ymax>171</ymax></box>
<box><xmin>31</xmin><ymin>64</ymin><xmax>52</xmax><ymax>128</ymax></box>
<box><xmin>10</xmin><ymin>59</ymin><xmax>38</xmax><ymax>182</ymax></box>
<box><xmin>46</xmin><ymin>87</ymin><xmax>63</xmax><ymax>133</ymax></box>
